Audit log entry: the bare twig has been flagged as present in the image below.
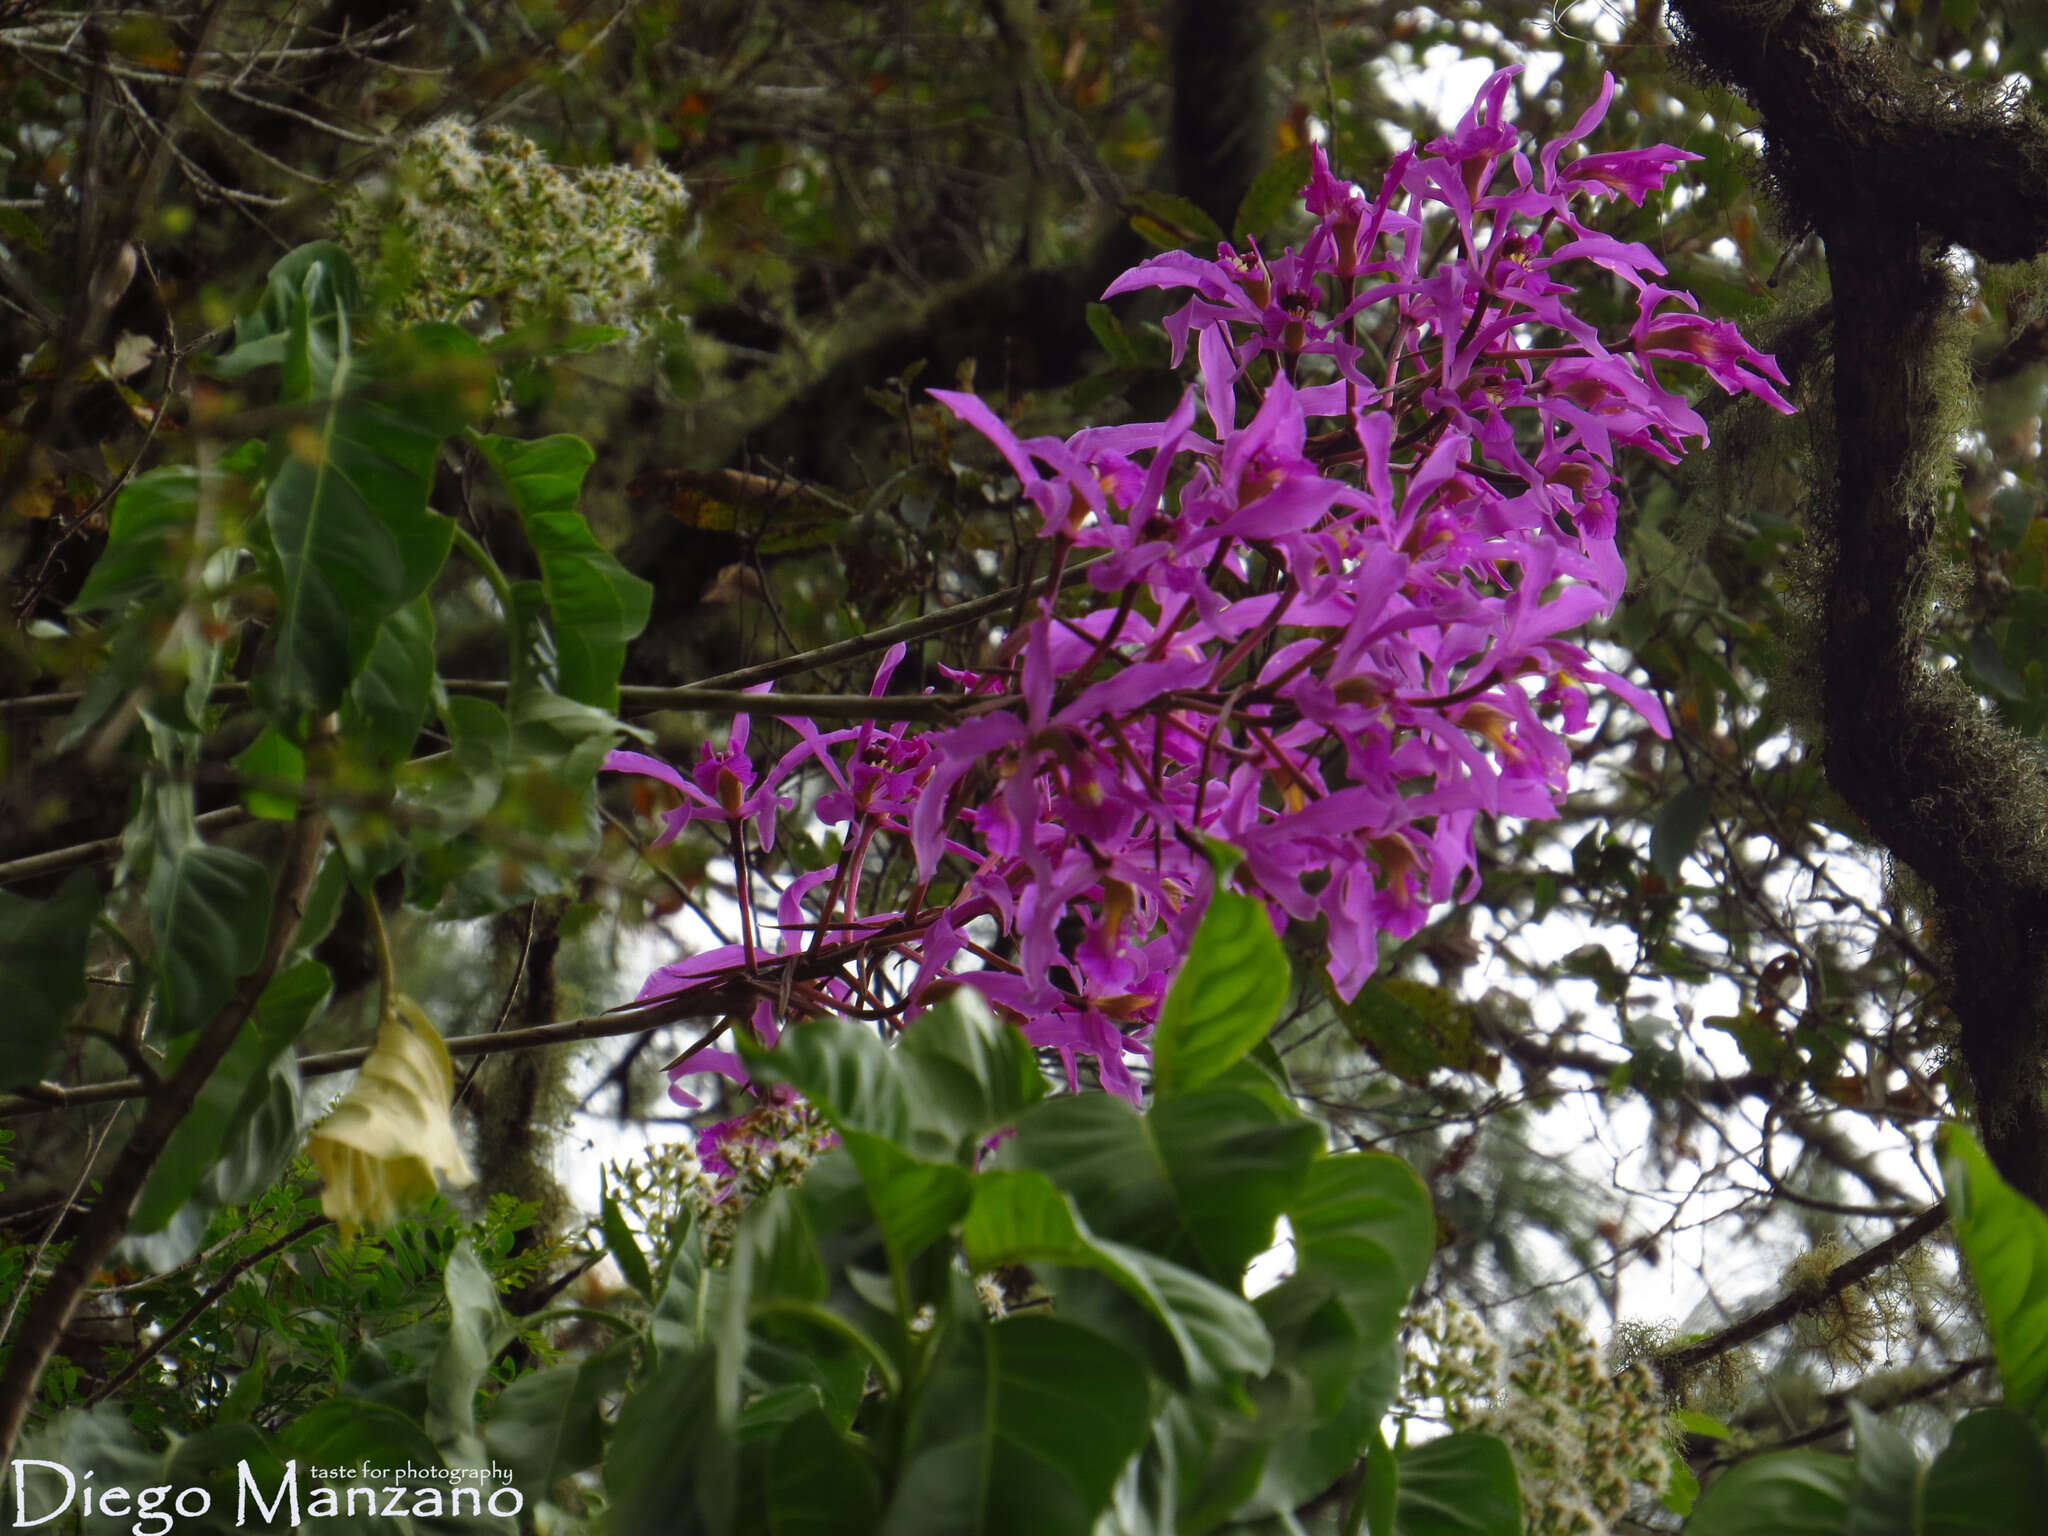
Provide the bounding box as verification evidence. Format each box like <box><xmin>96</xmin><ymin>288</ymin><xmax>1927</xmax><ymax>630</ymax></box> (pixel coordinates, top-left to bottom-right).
<box><xmin>81</xmin><ymin>1214</ymin><xmax>329</xmax><ymax>1409</ymax></box>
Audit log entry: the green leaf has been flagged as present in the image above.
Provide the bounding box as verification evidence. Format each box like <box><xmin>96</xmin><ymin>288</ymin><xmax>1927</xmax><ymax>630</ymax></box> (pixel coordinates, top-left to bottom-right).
<box><xmin>607</xmin><ymin>1343</ymin><xmax>736</xmax><ymax>1536</ymax></box>
<box><xmin>147</xmin><ymin>837</ymin><xmax>272</xmax><ymax>1034</ymax></box>
<box><xmin>1683</xmin><ymin>1452</ymin><xmax>1855</xmax><ymax>1535</ymax></box>
<box><xmin>508</xmin><ymin>684</ymin><xmax>638</xmax><ymax>783</ymax></box>
<box><xmin>1677</xmin><ymin>1408</ymin><xmax>1734</xmax><ymax>1440</ymax></box>
<box><xmin>1085</xmin><ymin>303</ymin><xmax>1138</xmax><ymax>366</ymax></box>
<box><xmin>129</xmin><ymin>959</ymin><xmax>327</xmax><ymax>1239</ymax></box>
<box><xmin>70</xmin><ymin>466</ymin><xmax>198</xmax><ymax>614</ymax></box>
<box><xmin>425</xmin><ymin>1238</ymin><xmax>515</xmax><ymax>1469</ymax></box>
<box><xmin>1009</xmin><ymin>1083</ymin><xmax>1320</xmax><ymax>1281</ymax></box>
<box><xmin>258</xmin><ymin>314</ymin><xmax>477</xmax><ymax>714</ymax></box>
<box><xmin>963</xmin><ymin>1168</ymin><xmax>1272</xmax><ymax>1390</ymax></box>
<box><xmin>1939</xmin><ymin>1125</ymin><xmax>2048</xmax><ymax>1423</ymax></box>
<box><xmin>473</xmin><ymin>432</ymin><xmax>652</xmax><ymax>710</ymax></box>
<box><xmin>484</xmin><ymin>1344</ymin><xmax>630</xmax><ymax>1503</ymax></box>
<box><xmin>1128</xmin><ymin>190</ymin><xmax>1227</xmax><ymax>252</ymax></box>
<box><xmin>745</xmin><ymin>1019</ymin><xmax>911</xmax><ymax>1144</ymax></box>
<box><xmin>838</xmin><ymin>1127</ymin><xmax>973</xmax><ymax>1275</ymax></box>
<box><xmin>1361</xmin><ymin>1421</ymin><xmax>1398</xmax><ymax>1536</ymax></box>
<box><xmin>284</xmin><ymin>1397</ymin><xmax>444</xmax><ymax>1476</ymax></box>
<box><xmin>1233</xmin><ymin>146</ymin><xmax>1316</xmax><ymax>242</ymax></box>
<box><xmin>1847</xmin><ymin>1402</ymin><xmax>1922</xmax><ymax>1535</ymax></box>
<box><xmin>1664</xmin><ymin>1457</ymin><xmax>1702</xmax><ymax>1518</ymax></box>
<box><xmin>1230</xmin><ymin>1155</ymin><xmax>1425</xmax><ymax>1521</ymax></box>
<box><xmin>602</xmin><ymin>1186</ymin><xmax>657</xmax><ymax>1298</ymax></box>
<box><xmin>1332</xmin><ymin>976</ymin><xmax>1488</xmax><ymax>1085</ymax></box>
<box><xmin>1650</xmin><ymin>783</ymin><xmax>1715</xmax><ymax>881</ymax></box>
<box><xmin>212</xmin><ymin>241</ymin><xmax>361</xmax><ymax>379</ymax></box>
<box><xmin>1991</xmin><ymin>486</ymin><xmax>2036</xmax><ymax>552</ymax></box>
<box><xmin>1966</xmin><ymin>628</ymin><xmax>2026</xmax><ymax>701</ymax></box>
<box><xmin>1395</xmin><ymin>1433</ymin><xmax>1523</xmax><ymax>1536</ymax></box>
<box><xmin>737</xmin><ymin>1184</ymin><xmax>830</xmax><ymax>1304</ymax></box>
<box><xmin>1150</xmin><ymin>888</ymin><xmax>1290</xmax><ymax>1098</ymax></box>
<box><xmin>507</xmin><ymin>579</ymin><xmax>558</xmax><ymax>697</ymax></box>
<box><xmin>345</xmin><ymin>591</ymin><xmax>436</xmax><ymax>767</ymax></box>
<box><xmin>894</xmin><ymin>989</ymin><xmax>1048</xmax><ymax>1156</ymax></box>
<box><xmin>1924</xmin><ymin>1407</ymin><xmax>2048</xmax><ymax>1533</ymax></box>
<box><xmin>765</xmin><ymin>1407</ymin><xmax>884</xmax><ymax>1536</ymax></box>
<box><xmin>1274</xmin><ymin>1151</ymin><xmax>1434</xmax><ymax>1345</ymax></box>
<box><xmin>881</xmin><ymin>1313</ymin><xmax>1151</xmax><ymax>1536</ymax></box>
<box><xmin>233</xmin><ymin>726</ymin><xmax>305</xmax><ymax>820</ymax></box>
<box><xmin>1227</xmin><ymin>1336</ymin><xmax>1401</xmax><ymax>1519</ymax></box>
<box><xmin>0</xmin><ymin>870</ymin><xmax>98</xmax><ymax>1089</ymax></box>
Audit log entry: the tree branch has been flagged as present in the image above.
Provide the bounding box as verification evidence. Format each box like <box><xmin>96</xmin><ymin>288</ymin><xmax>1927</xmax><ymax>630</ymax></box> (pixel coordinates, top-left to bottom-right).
<box><xmin>0</xmin><ymin>796</ymin><xmax>329</xmax><ymax>1473</ymax></box>
<box><xmin>0</xmin><ymin>916</ymin><xmax>952</xmax><ymax>1119</ymax></box>
<box><xmin>1653</xmin><ymin>1204</ymin><xmax>1947</xmax><ymax>1385</ymax></box>
<box><xmin>80</xmin><ymin>1214</ymin><xmax>329</xmax><ymax>1409</ymax></box>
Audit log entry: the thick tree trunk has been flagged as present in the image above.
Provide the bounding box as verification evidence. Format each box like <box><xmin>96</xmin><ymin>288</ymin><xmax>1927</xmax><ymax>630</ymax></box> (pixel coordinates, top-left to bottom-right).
<box><xmin>1668</xmin><ymin>0</ymin><xmax>2048</xmax><ymax>1203</ymax></box>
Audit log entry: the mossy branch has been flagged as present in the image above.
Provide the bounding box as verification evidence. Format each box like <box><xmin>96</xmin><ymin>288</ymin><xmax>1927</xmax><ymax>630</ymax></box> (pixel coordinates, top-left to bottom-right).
<box><xmin>1668</xmin><ymin>0</ymin><xmax>2048</xmax><ymax>1204</ymax></box>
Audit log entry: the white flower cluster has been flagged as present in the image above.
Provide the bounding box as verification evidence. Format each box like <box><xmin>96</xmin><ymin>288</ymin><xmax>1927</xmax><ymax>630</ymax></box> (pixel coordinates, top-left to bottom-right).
<box><xmin>606</xmin><ymin>1099</ymin><xmax>834</xmax><ymax>1269</ymax></box>
<box><xmin>1405</xmin><ymin>1301</ymin><xmax>1675</xmax><ymax>1536</ymax></box>
<box><xmin>334</xmin><ymin>118</ymin><xmax>689</xmax><ymax>335</ymax></box>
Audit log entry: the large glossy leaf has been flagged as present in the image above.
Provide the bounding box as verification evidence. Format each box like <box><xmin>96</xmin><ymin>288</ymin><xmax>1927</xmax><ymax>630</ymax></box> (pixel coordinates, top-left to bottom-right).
<box><xmin>1923</xmin><ymin>1407</ymin><xmax>2048</xmax><ymax>1533</ymax></box>
<box><xmin>738</xmin><ymin>1185</ymin><xmax>831</xmax><ymax>1305</ymax></box>
<box><xmin>1939</xmin><ymin>1126</ymin><xmax>2048</xmax><ymax>1424</ymax></box>
<box><xmin>601</xmin><ymin>1185</ymin><xmax>657</xmax><ymax>1298</ymax></box>
<box><xmin>1833</xmin><ymin>1401</ymin><xmax>2048</xmax><ymax>1536</ymax></box>
<box><xmin>1008</xmin><ymin>1084</ymin><xmax>1320</xmax><ymax>1281</ymax></box>
<box><xmin>1272</xmin><ymin>1152</ymin><xmax>1435</xmax><ymax>1347</ymax></box>
<box><xmin>483</xmin><ymin>1344</ymin><xmax>629</xmax><ymax>1503</ymax></box>
<box><xmin>607</xmin><ymin>1343</ymin><xmax>736</xmax><ymax>1536</ymax></box>
<box><xmin>0</xmin><ymin>869</ymin><xmax>97</xmax><ymax>1089</ymax></box>
<box><xmin>894</xmin><ymin>989</ymin><xmax>1048</xmax><ymax>1156</ymax></box>
<box><xmin>745</xmin><ymin>1019</ymin><xmax>910</xmax><ymax>1144</ymax></box>
<box><xmin>764</xmin><ymin>1407</ymin><xmax>883</xmax><ymax>1536</ymax></box>
<box><xmin>1846</xmin><ymin>1403</ymin><xmax>1921</xmax><ymax>1536</ymax></box>
<box><xmin>410</xmin><ymin>694</ymin><xmax>509</xmax><ymax>831</ymax></box>
<box><xmin>473</xmin><ymin>432</ymin><xmax>651</xmax><ymax>710</ymax></box>
<box><xmin>1360</xmin><ymin>1421</ymin><xmax>1399</xmax><ymax>1536</ymax></box>
<box><xmin>283</xmin><ymin>1397</ymin><xmax>444</xmax><ymax>1476</ymax></box>
<box><xmin>1684</xmin><ymin>1451</ymin><xmax>1856</xmax><ymax>1535</ymax></box>
<box><xmin>424</xmin><ymin>1239</ymin><xmax>515</xmax><ymax>1470</ymax></box>
<box><xmin>838</xmin><ymin>1128</ymin><xmax>973</xmax><ymax>1276</ymax></box>
<box><xmin>259</xmin><ymin>298</ymin><xmax>475</xmax><ymax>713</ymax></box>
<box><xmin>231</xmin><ymin>726</ymin><xmax>305</xmax><ymax>821</ymax></box>
<box><xmin>345</xmin><ymin>591</ymin><xmax>437</xmax><ymax>768</ymax></box>
<box><xmin>880</xmin><ymin>1313</ymin><xmax>1150</xmax><ymax>1536</ymax></box>
<box><xmin>963</xmin><ymin>1168</ymin><xmax>1271</xmax><ymax>1390</ymax></box>
<box><xmin>1149</xmin><ymin>887</ymin><xmax>1290</xmax><ymax>1099</ymax></box>
<box><xmin>147</xmin><ymin>834</ymin><xmax>271</xmax><ymax>1035</ymax></box>
<box><xmin>1185</xmin><ymin>1159</ymin><xmax>1426</xmax><ymax>1516</ymax></box>
<box><xmin>1234</xmin><ymin>1334</ymin><xmax>1402</xmax><ymax>1519</ymax></box>
<box><xmin>1395</xmin><ymin>1433</ymin><xmax>1523</xmax><ymax>1536</ymax></box>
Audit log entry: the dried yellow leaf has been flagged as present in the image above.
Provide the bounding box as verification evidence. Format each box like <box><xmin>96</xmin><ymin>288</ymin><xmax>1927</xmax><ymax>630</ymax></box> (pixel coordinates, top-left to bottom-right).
<box><xmin>308</xmin><ymin>994</ymin><xmax>473</xmax><ymax>1240</ymax></box>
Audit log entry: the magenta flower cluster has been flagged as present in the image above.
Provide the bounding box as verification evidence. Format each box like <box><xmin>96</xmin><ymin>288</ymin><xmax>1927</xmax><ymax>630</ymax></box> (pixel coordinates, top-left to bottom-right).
<box><xmin>607</xmin><ymin>68</ymin><xmax>1791</xmax><ymax>1124</ymax></box>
